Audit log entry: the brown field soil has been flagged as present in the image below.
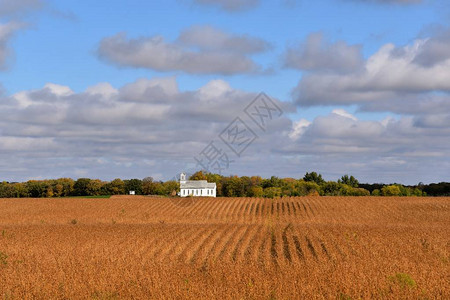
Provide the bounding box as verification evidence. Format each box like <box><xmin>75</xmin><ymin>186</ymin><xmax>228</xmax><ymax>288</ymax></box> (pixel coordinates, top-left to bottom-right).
<box><xmin>0</xmin><ymin>196</ymin><xmax>449</xmax><ymax>299</ymax></box>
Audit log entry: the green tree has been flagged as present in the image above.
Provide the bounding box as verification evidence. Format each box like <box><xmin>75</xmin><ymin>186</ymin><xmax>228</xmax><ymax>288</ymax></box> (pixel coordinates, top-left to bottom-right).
<box><xmin>125</xmin><ymin>179</ymin><xmax>143</xmax><ymax>195</ymax></box>
<box><xmin>280</xmin><ymin>178</ymin><xmax>297</xmax><ymax>196</ymax></box>
<box><xmin>303</xmin><ymin>172</ymin><xmax>325</xmax><ymax>185</ymax></box>
<box><xmin>322</xmin><ymin>181</ymin><xmax>342</xmax><ymax>196</ymax></box>
<box><xmin>0</xmin><ymin>182</ymin><xmax>15</xmax><ymax>198</ymax></box>
<box><xmin>74</xmin><ymin>178</ymin><xmax>91</xmax><ymax>196</ymax></box>
<box><xmin>13</xmin><ymin>183</ymin><xmax>28</xmax><ymax>198</ymax></box>
<box><xmin>163</xmin><ymin>180</ymin><xmax>179</xmax><ymax>196</ymax></box>
<box><xmin>142</xmin><ymin>177</ymin><xmax>154</xmax><ymax>195</ymax></box>
<box><xmin>223</xmin><ymin>176</ymin><xmax>245</xmax><ymax>197</ymax></box>
<box><xmin>263</xmin><ymin>187</ymin><xmax>282</xmax><ymax>198</ymax></box>
<box><xmin>338</xmin><ymin>175</ymin><xmax>359</xmax><ymax>188</ymax></box>
<box><xmin>411</xmin><ymin>188</ymin><xmax>423</xmax><ymax>197</ymax></box>
<box><xmin>381</xmin><ymin>185</ymin><xmax>401</xmax><ymax>196</ymax></box>
<box><xmin>295</xmin><ymin>180</ymin><xmax>321</xmax><ymax>196</ymax></box>
<box><xmin>262</xmin><ymin>176</ymin><xmax>283</xmax><ymax>188</ymax></box>
<box><xmin>26</xmin><ymin>180</ymin><xmax>47</xmax><ymax>198</ymax></box>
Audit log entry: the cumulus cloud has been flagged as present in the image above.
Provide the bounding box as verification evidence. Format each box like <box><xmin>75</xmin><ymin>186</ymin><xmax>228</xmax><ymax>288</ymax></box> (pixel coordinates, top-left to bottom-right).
<box><xmin>284</xmin><ymin>32</ymin><xmax>364</xmax><ymax>73</ymax></box>
<box><xmin>291</xmin><ymin>30</ymin><xmax>450</xmax><ymax>124</ymax></box>
<box><xmin>413</xmin><ymin>28</ymin><xmax>450</xmax><ymax>67</ymax></box>
<box><xmin>178</xmin><ymin>25</ymin><xmax>271</xmax><ymax>54</ymax></box>
<box><xmin>0</xmin><ymin>78</ymin><xmax>295</xmax><ymax>181</ymax></box>
<box><xmin>0</xmin><ymin>78</ymin><xmax>448</xmax><ymax>184</ymax></box>
<box><xmin>288</xmin><ymin>30</ymin><xmax>450</xmax><ymax>180</ymax></box>
<box><xmin>192</xmin><ymin>0</ymin><xmax>260</xmax><ymax>12</ymax></box>
<box><xmin>284</xmin><ymin>110</ymin><xmax>450</xmax><ymax>183</ymax></box>
<box><xmin>97</xmin><ymin>26</ymin><xmax>269</xmax><ymax>75</ymax></box>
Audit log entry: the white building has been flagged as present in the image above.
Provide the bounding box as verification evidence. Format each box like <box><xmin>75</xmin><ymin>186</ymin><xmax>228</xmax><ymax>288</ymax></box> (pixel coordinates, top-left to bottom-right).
<box><xmin>178</xmin><ymin>173</ymin><xmax>216</xmax><ymax>197</ymax></box>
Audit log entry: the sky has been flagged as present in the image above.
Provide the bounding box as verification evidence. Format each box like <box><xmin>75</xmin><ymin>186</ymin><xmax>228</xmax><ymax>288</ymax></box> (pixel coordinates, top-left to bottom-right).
<box><xmin>0</xmin><ymin>0</ymin><xmax>449</xmax><ymax>184</ymax></box>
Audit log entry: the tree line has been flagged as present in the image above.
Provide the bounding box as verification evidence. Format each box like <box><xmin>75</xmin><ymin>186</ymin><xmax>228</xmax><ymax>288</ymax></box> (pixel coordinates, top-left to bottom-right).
<box><xmin>1</xmin><ymin>171</ymin><xmax>448</xmax><ymax>198</ymax></box>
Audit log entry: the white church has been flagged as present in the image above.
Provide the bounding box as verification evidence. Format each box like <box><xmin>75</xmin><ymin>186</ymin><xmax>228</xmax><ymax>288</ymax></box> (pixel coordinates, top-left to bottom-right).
<box><xmin>178</xmin><ymin>173</ymin><xmax>217</xmax><ymax>197</ymax></box>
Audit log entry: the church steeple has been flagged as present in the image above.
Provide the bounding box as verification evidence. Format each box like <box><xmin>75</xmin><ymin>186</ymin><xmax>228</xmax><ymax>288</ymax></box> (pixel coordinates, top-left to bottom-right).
<box><xmin>180</xmin><ymin>172</ymin><xmax>186</xmax><ymax>184</ymax></box>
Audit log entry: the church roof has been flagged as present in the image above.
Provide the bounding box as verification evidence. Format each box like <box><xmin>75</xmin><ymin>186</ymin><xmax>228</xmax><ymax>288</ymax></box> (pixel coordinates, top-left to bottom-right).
<box><xmin>180</xmin><ymin>180</ymin><xmax>216</xmax><ymax>189</ymax></box>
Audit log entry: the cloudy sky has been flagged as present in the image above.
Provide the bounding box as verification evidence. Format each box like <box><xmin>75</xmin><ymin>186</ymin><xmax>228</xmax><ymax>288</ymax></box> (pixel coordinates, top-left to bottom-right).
<box><xmin>0</xmin><ymin>0</ymin><xmax>449</xmax><ymax>184</ymax></box>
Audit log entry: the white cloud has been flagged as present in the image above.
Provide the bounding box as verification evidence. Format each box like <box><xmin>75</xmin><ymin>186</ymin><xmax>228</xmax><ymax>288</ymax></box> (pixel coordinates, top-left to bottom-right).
<box><xmin>288</xmin><ymin>119</ymin><xmax>311</xmax><ymax>140</ymax></box>
<box><xmin>97</xmin><ymin>26</ymin><xmax>269</xmax><ymax>75</ymax></box>
<box><xmin>282</xmin><ymin>109</ymin><xmax>450</xmax><ymax>183</ymax></box>
<box><xmin>178</xmin><ymin>25</ymin><xmax>270</xmax><ymax>54</ymax></box>
<box><xmin>0</xmin><ymin>79</ymin><xmax>448</xmax><ymax>184</ymax></box>
<box><xmin>198</xmin><ymin>79</ymin><xmax>233</xmax><ymax>101</ymax></box>
<box><xmin>85</xmin><ymin>83</ymin><xmax>118</xmax><ymax>98</ymax></box>
<box><xmin>331</xmin><ymin>109</ymin><xmax>357</xmax><ymax>121</ymax></box>
<box><xmin>284</xmin><ymin>32</ymin><xmax>364</xmax><ymax>73</ymax></box>
<box><xmin>291</xmin><ymin>30</ymin><xmax>450</xmax><ymax>134</ymax></box>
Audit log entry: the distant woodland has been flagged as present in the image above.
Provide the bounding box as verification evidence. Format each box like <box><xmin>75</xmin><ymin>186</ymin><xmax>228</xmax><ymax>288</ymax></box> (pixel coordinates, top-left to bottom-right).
<box><xmin>1</xmin><ymin>171</ymin><xmax>449</xmax><ymax>198</ymax></box>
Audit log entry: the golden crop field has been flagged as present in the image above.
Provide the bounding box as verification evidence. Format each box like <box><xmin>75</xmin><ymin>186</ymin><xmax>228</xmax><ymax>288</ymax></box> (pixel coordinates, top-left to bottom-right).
<box><xmin>0</xmin><ymin>196</ymin><xmax>449</xmax><ymax>299</ymax></box>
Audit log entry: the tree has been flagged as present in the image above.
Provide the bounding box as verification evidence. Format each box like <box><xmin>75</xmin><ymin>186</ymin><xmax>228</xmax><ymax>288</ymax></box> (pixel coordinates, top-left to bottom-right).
<box><xmin>163</xmin><ymin>180</ymin><xmax>179</xmax><ymax>196</ymax></box>
<box><xmin>262</xmin><ymin>176</ymin><xmax>283</xmax><ymax>188</ymax></box>
<box><xmin>0</xmin><ymin>182</ymin><xmax>15</xmax><ymax>198</ymax></box>
<box><xmin>381</xmin><ymin>185</ymin><xmax>401</xmax><ymax>196</ymax></box>
<box><xmin>45</xmin><ymin>186</ymin><xmax>54</xmax><ymax>198</ymax></box>
<box><xmin>295</xmin><ymin>180</ymin><xmax>321</xmax><ymax>196</ymax></box>
<box><xmin>223</xmin><ymin>176</ymin><xmax>245</xmax><ymax>197</ymax></box>
<box><xmin>13</xmin><ymin>183</ymin><xmax>28</xmax><ymax>198</ymax></box>
<box><xmin>322</xmin><ymin>181</ymin><xmax>341</xmax><ymax>196</ymax></box>
<box><xmin>205</xmin><ymin>173</ymin><xmax>224</xmax><ymax>196</ymax></box>
<box><xmin>248</xmin><ymin>186</ymin><xmax>263</xmax><ymax>197</ymax></box>
<box><xmin>280</xmin><ymin>178</ymin><xmax>297</xmax><ymax>196</ymax></box>
<box><xmin>26</xmin><ymin>180</ymin><xmax>47</xmax><ymax>198</ymax></box>
<box><xmin>263</xmin><ymin>187</ymin><xmax>282</xmax><ymax>198</ymax></box>
<box><xmin>54</xmin><ymin>184</ymin><xmax>64</xmax><ymax>197</ymax></box>
<box><xmin>411</xmin><ymin>188</ymin><xmax>423</xmax><ymax>197</ymax></box>
<box><xmin>423</xmin><ymin>182</ymin><xmax>450</xmax><ymax>196</ymax></box>
<box><xmin>190</xmin><ymin>171</ymin><xmax>207</xmax><ymax>181</ymax></box>
<box><xmin>74</xmin><ymin>178</ymin><xmax>91</xmax><ymax>196</ymax></box>
<box><xmin>87</xmin><ymin>179</ymin><xmax>104</xmax><ymax>196</ymax></box>
<box><xmin>339</xmin><ymin>185</ymin><xmax>369</xmax><ymax>196</ymax></box>
<box><xmin>338</xmin><ymin>175</ymin><xmax>359</xmax><ymax>188</ymax></box>
<box><xmin>303</xmin><ymin>172</ymin><xmax>325</xmax><ymax>185</ymax></box>
<box><xmin>142</xmin><ymin>177</ymin><xmax>157</xmax><ymax>195</ymax></box>
<box><xmin>125</xmin><ymin>179</ymin><xmax>143</xmax><ymax>195</ymax></box>
<box><xmin>108</xmin><ymin>179</ymin><xmax>125</xmax><ymax>195</ymax></box>
<box><xmin>56</xmin><ymin>178</ymin><xmax>75</xmax><ymax>196</ymax></box>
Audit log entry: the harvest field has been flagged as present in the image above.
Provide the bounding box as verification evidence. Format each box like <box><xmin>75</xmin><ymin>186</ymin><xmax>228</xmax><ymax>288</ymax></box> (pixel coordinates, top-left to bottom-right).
<box><xmin>0</xmin><ymin>196</ymin><xmax>449</xmax><ymax>299</ymax></box>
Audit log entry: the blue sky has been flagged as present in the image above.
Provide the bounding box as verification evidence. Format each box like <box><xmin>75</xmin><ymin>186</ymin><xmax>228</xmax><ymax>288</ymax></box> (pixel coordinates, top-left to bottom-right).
<box><xmin>0</xmin><ymin>0</ymin><xmax>449</xmax><ymax>184</ymax></box>
<box><xmin>3</xmin><ymin>0</ymin><xmax>441</xmax><ymax>96</ymax></box>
